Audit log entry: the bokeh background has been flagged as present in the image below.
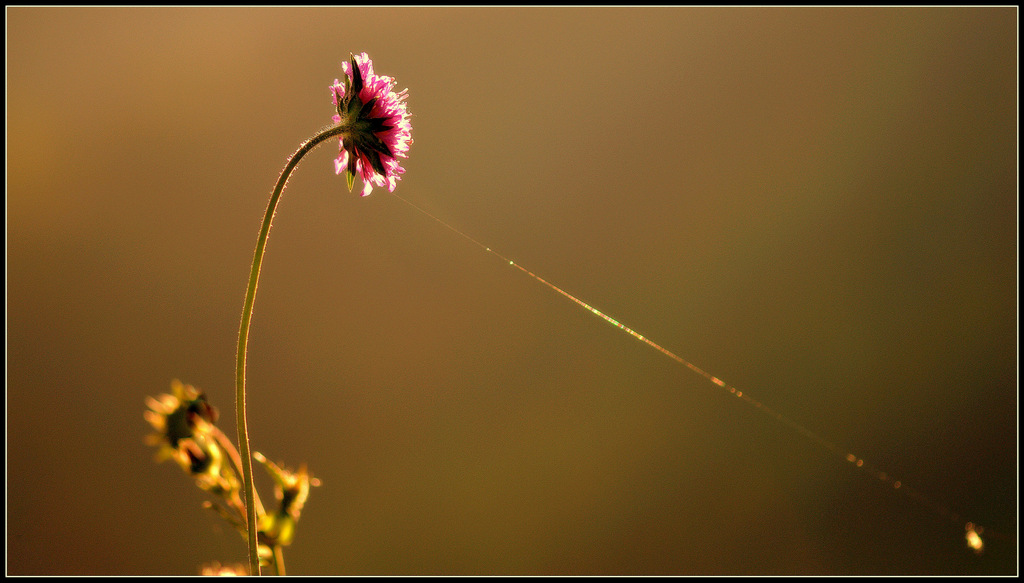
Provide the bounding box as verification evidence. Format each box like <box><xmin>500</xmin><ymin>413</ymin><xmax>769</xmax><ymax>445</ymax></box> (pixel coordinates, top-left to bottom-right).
<box><xmin>6</xmin><ymin>7</ymin><xmax>1016</xmax><ymax>575</ymax></box>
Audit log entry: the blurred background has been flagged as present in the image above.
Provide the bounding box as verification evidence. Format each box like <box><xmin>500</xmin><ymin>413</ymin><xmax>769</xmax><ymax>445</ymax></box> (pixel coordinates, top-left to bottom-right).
<box><xmin>6</xmin><ymin>7</ymin><xmax>1016</xmax><ymax>575</ymax></box>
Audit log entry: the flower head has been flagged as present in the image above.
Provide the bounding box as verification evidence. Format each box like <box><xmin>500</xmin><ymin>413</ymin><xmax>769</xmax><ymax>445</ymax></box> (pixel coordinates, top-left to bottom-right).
<box><xmin>145</xmin><ymin>380</ymin><xmax>222</xmax><ymax>476</ymax></box>
<box><xmin>253</xmin><ymin>451</ymin><xmax>321</xmax><ymax>547</ymax></box>
<box><xmin>200</xmin><ymin>562</ymin><xmax>248</xmax><ymax>576</ymax></box>
<box><xmin>330</xmin><ymin>52</ymin><xmax>412</xmax><ymax>197</ymax></box>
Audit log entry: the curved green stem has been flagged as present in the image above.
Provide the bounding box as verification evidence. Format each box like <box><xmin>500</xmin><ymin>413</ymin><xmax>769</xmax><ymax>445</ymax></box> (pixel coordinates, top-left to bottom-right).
<box><xmin>236</xmin><ymin>124</ymin><xmax>345</xmax><ymax>575</ymax></box>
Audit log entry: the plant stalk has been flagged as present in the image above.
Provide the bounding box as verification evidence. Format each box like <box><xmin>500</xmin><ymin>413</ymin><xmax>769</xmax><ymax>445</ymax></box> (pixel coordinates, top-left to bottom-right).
<box><xmin>236</xmin><ymin>124</ymin><xmax>345</xmax><ymax>575</ymax></box>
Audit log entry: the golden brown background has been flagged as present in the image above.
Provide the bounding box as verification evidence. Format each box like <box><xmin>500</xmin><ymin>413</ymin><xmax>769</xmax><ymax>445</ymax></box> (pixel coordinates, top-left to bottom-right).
<box><xmin>6</xmin><ymin>7</ymin><xmax>1017</xmax><ymax>575</ymax></box>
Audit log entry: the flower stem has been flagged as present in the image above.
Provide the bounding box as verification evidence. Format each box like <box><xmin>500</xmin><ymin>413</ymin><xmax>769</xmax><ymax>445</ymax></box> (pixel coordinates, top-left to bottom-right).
<box><xmin>236</xmin><ymin>123</ymin><xmax>345</xmax><ymax>576</ymax></box>
<box><xmin>273</xmin><ymin>545</ymin><xmax>287</xmax><ymax>576</ymax></box>
<box><xmin>210</xmin><ymin>425</ymin><xmax>265</xmax><ymax>518</ymax></box>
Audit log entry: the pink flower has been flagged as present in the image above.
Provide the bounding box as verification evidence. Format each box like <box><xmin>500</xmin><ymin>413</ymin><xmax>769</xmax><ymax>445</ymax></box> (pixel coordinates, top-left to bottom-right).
<box><xmin>330</xmin><ymin>53</ymin><xmax>412</xmax><ymax>197</ymax></box>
